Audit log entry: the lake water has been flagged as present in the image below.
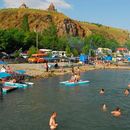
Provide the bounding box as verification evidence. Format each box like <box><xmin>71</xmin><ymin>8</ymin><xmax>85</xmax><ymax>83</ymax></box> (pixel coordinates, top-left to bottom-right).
<box><xmin>0</xmin><ymin>70</ymin><xmax>130</xmax><ymax>130</ymax></box>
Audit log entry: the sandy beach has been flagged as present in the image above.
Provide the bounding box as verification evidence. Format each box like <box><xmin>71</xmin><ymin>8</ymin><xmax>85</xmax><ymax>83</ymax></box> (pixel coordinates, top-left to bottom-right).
<box><xmin>5</xmin><ymin>62</ymin><xmax>130</xmax><ymax>79</ymax></box>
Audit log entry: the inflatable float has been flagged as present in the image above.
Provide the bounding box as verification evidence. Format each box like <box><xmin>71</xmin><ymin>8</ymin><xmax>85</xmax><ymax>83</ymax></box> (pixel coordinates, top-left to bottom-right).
<box><xmin>2</xmin><ymin>86</ymin><xmax>17</xmax><ymax>93</ymax></box>
<box><xmin>4</xmin><ymin>82</ymin><xmax>28</xmax><ymax>88</ymax></box>
<box><xmin>60</xmin><ymin>80</ymin><xmax>90</xmax><ymax>86</ymax></box>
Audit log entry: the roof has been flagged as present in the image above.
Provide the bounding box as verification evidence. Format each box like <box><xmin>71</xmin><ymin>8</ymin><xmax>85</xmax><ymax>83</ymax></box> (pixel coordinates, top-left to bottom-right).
<box><xmin>116</xmin><ymin>48</ymin><xmax>128</xmax><ymax>51</ymax></box>
<box><xmin>32</xmin><ymin>53</ymin><xmax>47</xmax><ymax>57</ymax></box>
<box><xmin>39</xmin><ymin>49</ymin><xmax>52</xmax><ymax>52</ymax></box>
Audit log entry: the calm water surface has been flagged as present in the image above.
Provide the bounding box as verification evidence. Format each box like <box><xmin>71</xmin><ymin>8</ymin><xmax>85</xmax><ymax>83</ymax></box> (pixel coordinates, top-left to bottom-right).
<box><xmin>0</xmin><ymin>70</ymin><xmax>130</xmax><ymax>130</ymax></box>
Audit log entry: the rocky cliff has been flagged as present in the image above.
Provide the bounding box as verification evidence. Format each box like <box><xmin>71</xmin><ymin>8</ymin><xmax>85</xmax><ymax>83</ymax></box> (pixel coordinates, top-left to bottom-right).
<box><xmin>0</xmin><ymin>8</ymin><xmax>129</xmax><ymax>44</ymax></box>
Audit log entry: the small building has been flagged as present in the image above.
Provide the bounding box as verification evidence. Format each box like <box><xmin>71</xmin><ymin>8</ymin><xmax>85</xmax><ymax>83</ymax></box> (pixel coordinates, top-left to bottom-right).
<box><xmin>19</xmin><ymin>3</ymin><xmax>28</xmax><ymax>9</ymax></box>
<box><xmin>96</xmin><ymin>48</ymin><xmax>112</xmax><ymax>55</ymax></box>
<box><xmin>79</xmin><ymin>54</ymin><xmax>88</xmax><ymax>63</ymax></box>
<box><xmin>39</xmin><ymin>49</ymin><xmax>52</xmax><ymax>54</ymax></box>
<box><xmin>52</xmin><ymin>51</ymin><xmax>67</xmax><ymax>57</ymax></box>
<box><xmin>47</xmin><ymin>3</ymin><xmax>57</xmax><ymax>12</ymax></box>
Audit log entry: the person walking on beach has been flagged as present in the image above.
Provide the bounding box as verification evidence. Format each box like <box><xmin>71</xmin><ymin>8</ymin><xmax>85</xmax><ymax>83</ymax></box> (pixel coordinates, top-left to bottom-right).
<box><xmin>49</xmin><ymin>112</ymin><xmax>58</xmax><ymax>130</ymax></box>
<box><xmin>71</xmin><ymin>65</ymin><xmax>75</xmax><ymax>74</ymax></box>
<box><xmin>45</xmin><ymin>62</ymin><xmax>49</xmax><ymax>72</ymax></box>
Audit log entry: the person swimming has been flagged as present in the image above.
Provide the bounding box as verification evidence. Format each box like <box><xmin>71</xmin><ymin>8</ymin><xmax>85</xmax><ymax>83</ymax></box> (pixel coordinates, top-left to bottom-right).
<box><xmin>102</xmin><ymin>104</ymin><xmax>107</xmax><ymax>111</ymax></box>
<box><xmin>128</xmin><ymin>84</ymin><xmax>130</xmax><ymax>88</ymax></box>
<box><xmin>111</xmin><ymin>107</ymin><xmax>121</xmax><ymax>117</ymax></box>
<box><xmin>100</xmin><ymin>89</ymin><xmax>105</xmax><ymax>95</ymax></box>
<box><xmin>124</xmin><ymin>89</ymin><xmax>129</xmax><ymax>96</ymax></box>
<box><xmin>49</xmin><ymin>112</ymin><xmax>58</xmax><ymax>130</ymax></box>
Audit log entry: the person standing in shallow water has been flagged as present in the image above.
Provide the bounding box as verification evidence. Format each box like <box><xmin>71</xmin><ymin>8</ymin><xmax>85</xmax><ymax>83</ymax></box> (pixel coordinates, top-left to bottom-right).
<box><xmin>49</xmin><ymin>112</ymin><xmax>58</xmax><ymax>130</ymax></box>
<box><xmin>0</xmin><ymin>79</ymin><xmax>3</xmax><ymax>96</ymax></box>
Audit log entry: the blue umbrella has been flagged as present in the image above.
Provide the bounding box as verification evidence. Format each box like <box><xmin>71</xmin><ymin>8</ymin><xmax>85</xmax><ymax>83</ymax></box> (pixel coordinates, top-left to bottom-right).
<box><xmin>0</xmin><ymin>72</ymin><xmax>11</xmax><ymax>78</ymax></box>
<box><xmin>15</xmin><ymin>70</ymin><xmax>26</xmax><ymax>74</ymax></box>
<box><xmin>0</xmin><ymin>61</ymin><xmax>7</xmax><ymax>65</ymax></box>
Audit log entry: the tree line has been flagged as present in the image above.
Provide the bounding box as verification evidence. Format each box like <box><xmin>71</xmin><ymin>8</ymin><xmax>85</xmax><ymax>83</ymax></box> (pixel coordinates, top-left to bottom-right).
<box><xmin>0</xmin><ymin>14</ymin><xmax>127</xmax><ymax>57</ymax></box>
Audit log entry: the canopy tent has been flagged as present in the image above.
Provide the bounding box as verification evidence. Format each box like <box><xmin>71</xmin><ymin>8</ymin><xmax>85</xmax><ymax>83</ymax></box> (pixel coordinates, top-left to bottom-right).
<box><xmin>0</xmin><ymin>72</ymin><xmax>11</xmax><ymax>78</ymax></box>
<box><xmin>0</xmin><ymin>61</ymin><xmax>7</xmax><ymax>65</ymax></box>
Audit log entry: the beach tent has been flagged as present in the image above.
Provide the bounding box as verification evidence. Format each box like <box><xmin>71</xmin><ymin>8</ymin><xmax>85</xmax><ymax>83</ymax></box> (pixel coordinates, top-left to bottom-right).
<box><xmin>80</xmin><ymin>54</ymin><xmax>88</xmax><ymax>63</ymax></box>
<box><xmin>0</xmin><ymin>61</ymin><xmax>7</xmax><ymax>65</ymax></box>
<box><xmin>127</xmin><ymin>57</ymin><xmax>130</xmax><ymax>61</ymax></box>
<box><xmin>0</xmin><ymin>72</ymin><xmax>11</xmax><ymax>78</ymax></box>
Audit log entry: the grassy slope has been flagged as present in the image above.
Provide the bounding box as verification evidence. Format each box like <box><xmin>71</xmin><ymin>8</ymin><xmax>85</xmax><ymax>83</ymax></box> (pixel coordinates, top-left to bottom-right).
<box><xmin>0</xmin><ymin>8</ymin><xmax>129</xmax><ymax>44</ymax></box>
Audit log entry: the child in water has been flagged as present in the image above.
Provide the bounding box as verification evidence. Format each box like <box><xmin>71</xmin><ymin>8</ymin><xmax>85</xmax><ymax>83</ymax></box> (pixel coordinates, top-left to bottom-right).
<box><xmin>100</xmin><ymin>89</ymin><xmax>105</xmax><ymax>95</ymax></box>
<box><xmin>124</xmin><ymin>89</ymin><xmax>129</xmax><ymax>96</ymax></box>
<box><xmin>102</xmin><ymin>104</ymin><xmax>107</xmax><ymax>111</ymax></box>
<box><xmin>49</xmin><ymin>112</ymin><xmax>58</xmax><ymax>130</ymax></box>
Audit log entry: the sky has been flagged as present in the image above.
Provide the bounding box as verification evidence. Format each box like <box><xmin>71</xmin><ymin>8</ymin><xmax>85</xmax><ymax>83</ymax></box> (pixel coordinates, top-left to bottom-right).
<box><xmin>0</xmin><ymin>0</ymin><xmax>130</xmax><ymax>30</ymax></box>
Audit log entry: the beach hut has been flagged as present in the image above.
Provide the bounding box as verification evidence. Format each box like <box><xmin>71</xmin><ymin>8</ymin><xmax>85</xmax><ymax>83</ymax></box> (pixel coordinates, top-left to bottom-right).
<box><xmin>79</xmin><ymin>54</ymin><xmax>88</xmax><ymax>63</ymax></box>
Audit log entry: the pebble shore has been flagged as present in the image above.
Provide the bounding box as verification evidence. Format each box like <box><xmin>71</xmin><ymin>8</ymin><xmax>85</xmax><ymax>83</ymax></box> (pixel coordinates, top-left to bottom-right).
<box><xmin>7</xmin><ymin>62</ymin><xmax>130</xmax><ymax>79</ymax></box>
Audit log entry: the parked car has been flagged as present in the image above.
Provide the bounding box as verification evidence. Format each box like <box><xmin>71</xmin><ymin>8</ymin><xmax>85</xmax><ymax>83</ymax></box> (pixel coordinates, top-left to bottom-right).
<box><xmin>44</xmin><ymin>56</ymin><xmax>60</xmax><ymax>62</ymax></box>
<box><xmin>28</xmin><ymin>54</ymin><xmax>47</xmax><ymax>63</ymax></box>
<box><xmin>69</xmin><ymin>57</ymin><xmax>79</xmax><ymax>63</ymax></box>
<box><xmin>0</xmin><ymin>52</ymin><xmax>9</xmax><ymax>59</ymax></box>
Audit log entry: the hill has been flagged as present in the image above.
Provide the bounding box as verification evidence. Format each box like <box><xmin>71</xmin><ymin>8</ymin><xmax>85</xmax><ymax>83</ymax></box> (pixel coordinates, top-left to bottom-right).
<box><xmin>0</xmin><ymin>8</ymin><xmax>129</xmax><ymax>44</ymax></box>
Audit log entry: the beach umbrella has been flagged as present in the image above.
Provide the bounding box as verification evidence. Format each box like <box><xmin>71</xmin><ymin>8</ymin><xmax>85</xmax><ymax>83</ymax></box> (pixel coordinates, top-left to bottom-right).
<box><xmin>0</xmin><ymin>72</ymin><xmax>11</xmax><ymax>78</ymax></box>
<box><xmin>0</xmin><ymin>61</ymin><xmax>7</xmax><ymax>65</ymax></box>
<box><xmin>15</xmin><ymin>70</ymin><xmax>26</xmax><ymax>74</ymax></box>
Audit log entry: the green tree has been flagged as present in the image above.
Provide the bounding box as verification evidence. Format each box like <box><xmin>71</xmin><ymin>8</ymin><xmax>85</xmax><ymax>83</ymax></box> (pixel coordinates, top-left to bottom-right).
<box><xmin>40</xmin><ymin>23</ymin><xmax>58</xmax><ymax>50</ymax></box>
<box><xmin>13</xmin><ymin>48</ymin><xmax>22</xmax><ymax>58</ymax></box>
<box><xmin>57</xmin><ymin>36</ymin><xmax>68</xmax><ymax>50</ymax></box>
<box><xmin>68</xmin><ymin>36</ymin><xmax>84</xmax><ymax>53</ymax></box>
<box><xmin>23</xmin><ymin>31</ymin><xmax>36</xmax><ymax>50</ymax></box>
<box><xmin>21</xmin><ymin>14</ymin><xmax>30</xmax><ymax>32</ymax></box>
<box><xmin>125</xmin><ymin>40</ymin><xmax>130</xmax><ymax>50</ymax></box>
<box><xmin>72</xmin><ymin>48</ymin><xmax>79</xmax><ymax>56</ymax></box>
<box><xmin>65</xmin><ymin>45</ymin><xmax>71</xmax><ymax>57</ymax></box>
<box><xmin>28</xmin><ymin>45</ymin><xmax>38</xmax><ymax>57</ymax></box>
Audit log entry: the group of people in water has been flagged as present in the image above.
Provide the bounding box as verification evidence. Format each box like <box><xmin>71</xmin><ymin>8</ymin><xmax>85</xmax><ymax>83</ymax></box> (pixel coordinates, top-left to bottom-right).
<box><xmin>100</xmin><ymin>86</ymin><xmax>130</xmax><ymax>117</ymax></box>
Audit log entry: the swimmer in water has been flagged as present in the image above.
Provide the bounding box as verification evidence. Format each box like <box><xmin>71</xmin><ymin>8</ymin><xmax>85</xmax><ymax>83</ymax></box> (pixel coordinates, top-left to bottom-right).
<box><xmin>49</xmin><ymin>112</ymin><xmax>58</xmax><ymax>130</ymax></box>
<box><xmin>100</xmin><ymin>89</ymin><xmax>105</xmax><ymax>95</ymax></box>
<box><xmin>102</xmin><ymin>104</ymin><xmax>107</xmax><ymax>111</ymax></box>
<box><xmin>111</xmin><ymin>107</ymin><xmax>121</xmax><ymax>117</ymax></box>
<box><xmin>124</xmin><ymin>89</ymin><xmax>129</xmax><ymax>96</ymax></box>
<box><xmin>128</xmin><ymin>84</ymin><xmax>130</xmax><ymax>88</ymax></box>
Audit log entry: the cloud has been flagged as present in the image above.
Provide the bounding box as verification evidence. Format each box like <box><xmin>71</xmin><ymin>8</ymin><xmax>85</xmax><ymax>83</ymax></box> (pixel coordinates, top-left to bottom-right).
<box><xmin>3</xmin><ymin>0</ymin><xmax>71</xmax><ymax>9</ymax></box>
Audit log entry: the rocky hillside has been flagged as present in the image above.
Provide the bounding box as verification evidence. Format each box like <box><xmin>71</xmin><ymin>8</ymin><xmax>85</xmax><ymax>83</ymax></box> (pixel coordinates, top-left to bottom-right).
<box><xmin>0</xmin><ymin>8</ymin><xmax>129</xmax><ymax>44</ymax></box>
